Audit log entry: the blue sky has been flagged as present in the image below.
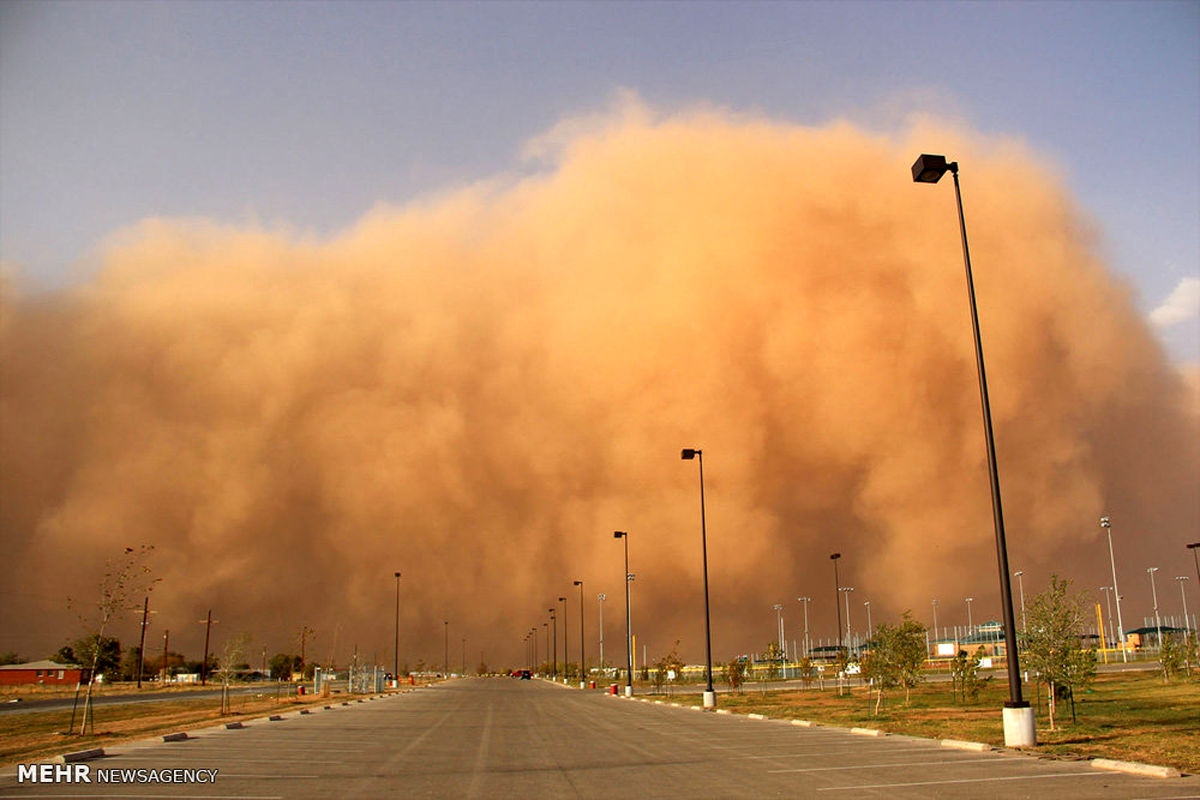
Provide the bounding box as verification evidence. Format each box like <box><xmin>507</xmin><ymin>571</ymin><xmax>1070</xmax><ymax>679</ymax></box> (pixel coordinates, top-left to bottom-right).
<box><xmin>2</xmin><ymin>0</ymin><xmax>1197</xmax><ymax>360</ymax></box>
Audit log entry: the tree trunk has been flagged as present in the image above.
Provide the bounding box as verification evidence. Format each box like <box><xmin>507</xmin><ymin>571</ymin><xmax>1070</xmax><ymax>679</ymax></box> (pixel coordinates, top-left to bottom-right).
<box><xmin>1047</xmin><ymin>681</ymin><xmax>1056</xmax><ymax>731</ymax></box>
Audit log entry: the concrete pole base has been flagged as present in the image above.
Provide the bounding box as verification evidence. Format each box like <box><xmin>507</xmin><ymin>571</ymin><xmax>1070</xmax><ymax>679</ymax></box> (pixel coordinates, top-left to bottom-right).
<box><xmin>1002</xmin><ymin>705</ymin><xmax>1036</xmax><ymax>747</ymax></box>
<box><xmin>624</xmin><ymin>685</ymin><xmax>633</xmax><ymax>697</ymax></box>
<box><xmin>702</xmin><ymin>690</ymin><xmax>716</xmax><ymax>709</ymax></box>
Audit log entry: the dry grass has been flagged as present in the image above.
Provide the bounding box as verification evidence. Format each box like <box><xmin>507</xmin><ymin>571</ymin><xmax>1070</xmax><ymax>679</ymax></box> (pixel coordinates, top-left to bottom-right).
<box><xmin>657</xmin><ymin>671</ymin><xmax>1200</xmax><ymax>773</ymax></box>
<box><xmin>0</xmin><ymin>686</ymin><xmax>404</xmax><ymax>766</ymax></box>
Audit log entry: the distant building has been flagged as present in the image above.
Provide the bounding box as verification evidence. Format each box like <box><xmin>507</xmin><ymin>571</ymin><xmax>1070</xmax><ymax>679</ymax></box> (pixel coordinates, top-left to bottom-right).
<box><xmin>0</xmin><ymin>660</ymin><xmax>84</xmax><ymax>686</ymax></box>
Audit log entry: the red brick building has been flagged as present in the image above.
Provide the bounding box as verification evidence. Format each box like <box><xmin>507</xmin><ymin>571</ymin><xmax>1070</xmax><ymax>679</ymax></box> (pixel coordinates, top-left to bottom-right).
<box><xmin>0</xmin><ymin>660</ymin><xmax>84</xmax><ymax>686</ymax></box>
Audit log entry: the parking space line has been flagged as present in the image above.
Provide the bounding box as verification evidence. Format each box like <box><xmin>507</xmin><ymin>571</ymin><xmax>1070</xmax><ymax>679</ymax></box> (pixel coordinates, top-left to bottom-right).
<box><xmin>768</xmin><ymin>756</ymin><xmax>1001</xmax><ymax>773</ymax></box>
<box><xmin>816</xmin><ymin>771</ymin><xmax>1108</xmax><ymax>790</ymax></box>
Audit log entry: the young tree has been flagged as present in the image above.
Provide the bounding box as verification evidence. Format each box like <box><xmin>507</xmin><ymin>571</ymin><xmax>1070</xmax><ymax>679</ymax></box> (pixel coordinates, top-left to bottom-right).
<box><xmin>950</xmin><ymin>649</ymin><xmax>985</xmax><ymax>702</ymax></box>
<box><xmin>796</xmin><ymin>656</ymin><xmax>816</xmax><ymax>688</ymax></box>
<box><xmin>67</xmin><ymin>545</ymin><xmax>158</xmax><ymax>735</ymax></box>
<box><xmin>762</xmin><ymin>641</ymin><xmax>783</xmax><ymax>680</ymax></box>
<box><xmin>860</xmin><ymin>626</ymin><xmax>900</xmax><ymax>715</ymax></box>
<box><xmin>723</xmin><ymin>658</ymin><xmax>747</xmax><ymax>694</ymax></box>
<box><xmin>217</xmin><ymin>632</ymin><xmax>252</xmax><ymax>714</ymax></box>
<box><xmin>1020</xmin><ymin>574</ymin><xmax>1097</xmax><ymax>730</ymax></box>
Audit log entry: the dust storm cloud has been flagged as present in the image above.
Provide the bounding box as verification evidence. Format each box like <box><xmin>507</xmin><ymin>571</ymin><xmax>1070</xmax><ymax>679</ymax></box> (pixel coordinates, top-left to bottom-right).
<box><xmin>2</xmin><ymin>108</ymin><xmax>1196</xmax><ymax>667</ymax></box>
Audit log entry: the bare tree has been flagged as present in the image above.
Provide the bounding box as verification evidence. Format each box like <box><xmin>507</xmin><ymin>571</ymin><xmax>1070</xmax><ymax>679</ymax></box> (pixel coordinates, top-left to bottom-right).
<box><xmin>67</xmin><ymin>545</ymin><xmax>158</xmax><ymax>735</ymax></box>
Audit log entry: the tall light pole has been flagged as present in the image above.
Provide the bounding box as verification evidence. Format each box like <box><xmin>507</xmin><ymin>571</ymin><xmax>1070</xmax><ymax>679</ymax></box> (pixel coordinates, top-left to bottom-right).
<box><xmin>1100</xmin><ymin>516</ymin><xmax>1128</xmax><ymax>663</ymax></box>
<box><xmin>931</xmin><ymin>599</ymin><xmax>940</xmax><ymax>655</ymax></box>
<box><xmin>773</xmin><ymin>604</ymin><xmax>784</xmax><ymax>653</ymax></box>
<box><xmin>913</xmin><ymin>153</ymin><xmax>1032</xmax><ymax>746</ymax></box>
<box><xmin>1148</xmin><ymin>567</ymin><xmax>1162</xmax><ymax>650</ymax></box>
<box><xmin>840</xmin><ymin>587</ymin><xmax>855</xmax><ymax>648</ymax></box>
<box><xmin>573</xmin><ymin>580</ymin><xmax>585</xmax><ymax>687</ymax></box>
<box><xmin>614</xmin><ymin>531</ymin><xmax>634</xmax><ymax>696</ymax></box>
<box><xmin>831</xmin><ymin>554</ymin><xmax>844</xmax><ymax>655</ymax></box>
<box><xmin>965</xmin><ymin>597</ymin><xmax>975</xmax><ymax>632</ymax></box>
<box><xmin>558</xmin><ymin>596</ymin><xmax>568</xmax><ymax>684</ymax></box>
<box><xmin>544</xmin><ymin>622</ymin><xmax>550</xmax><ymax>674</ymax></box>
<box><xmin>393</xmin><ymin>572</ymin><xmax>401</xmax><ymax>683</ymax></box>
<box><xmin>597</xmin><ymin>593</ymin><xmax>607</xmax><ymax>671</ymax></box>
<box><xmin>548</xmin><ymin>609</ymin><xmax>557</xmax><ymax>678</ymax></box>
<box><xmin>462</xmin><ymin>637</ymin><xmax>466</xmax><ymax>676</ymax></box>
<box><xmin>1175</xmin><ymin>576</ymin><xmax>1191</xmax><ymax>633</ymax></box>
<box><xmin>443</xmin><ymin>620</ymin><xmax>448</xmax><ymax>678</ymax></box>
<box><xmin>1014</xmin><ymin>571</ymin><xmax>1027</xmax><ymax>632</ymax></box>
<box><xmin>1189</xmin><ymin>543</ymin><xmax>1200</xmax><ymax>585</ymax></box>
<box><xmin>681</xmin><ymin>448</ymin><xmax>716</xmax><ymax>709</ymax></box>
<box><xmin>797</xmin><ymin>597</ymin><xmax>811</xmax><ymax>658</ymax></box>
<box><xmin>864</xmin><ymin>601</ymin><xmax>872</xmax><ymax>640</ymax></box>
<box><xmin>1099</xmin><ymin>586</ymin><xmax>1116</xmax><ymax>647</ymax></box>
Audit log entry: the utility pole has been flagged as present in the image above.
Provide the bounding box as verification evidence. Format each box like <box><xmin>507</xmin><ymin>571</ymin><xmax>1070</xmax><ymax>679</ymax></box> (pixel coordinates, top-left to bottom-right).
<box><xmin>161</xmin><ymin>629</ymin><xmax>169</xmax><ymax>683</ymax></box>
<box><xmin>134</xmin><ymin>596</ymin><xmax>155</xmax><ymax>689</ymax></box>
<box><xmin>297</xmin><ymin>626</ymin><xmax>314</xmax><ymax>678</ymax></box>
<box><xmin>199</xmin><ymin>610</ymin><xmax>218</xmax><ymax>686</ymax></box>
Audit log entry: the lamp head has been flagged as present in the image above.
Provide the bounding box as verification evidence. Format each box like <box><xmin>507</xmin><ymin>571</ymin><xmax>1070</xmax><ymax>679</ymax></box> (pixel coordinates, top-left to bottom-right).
<box><xmin>573</xmin><ymin>580</ymin><xmax>582</xmax><ymax>586</ymax></box>
<box><xmin>1100</xmin><ymin>516</ymin><xmax>1110</xmax><ymax>528</ymax></box>
<box><xmin>558</xmin><ymin>596</ymin><xmax>565</xmax><ymax>602</ymax></box>
<box><xmin>911</xmin><ymin>153</ymin><xmax>953</xmax><ymax>183</ymax></box>
<box><xmin>830</xmin><ymin>552</ymin><xmax>841</xmax><ymax>560</ymax></box>
<box><xmin>614</xmin><ymin>531</ymin><xmax>626</xmax><ymax>539</ymax></box>
<box><xmin>681</xmin><ymin>448</ymin><xmax>699</xmax><ymax>460</ymax></box>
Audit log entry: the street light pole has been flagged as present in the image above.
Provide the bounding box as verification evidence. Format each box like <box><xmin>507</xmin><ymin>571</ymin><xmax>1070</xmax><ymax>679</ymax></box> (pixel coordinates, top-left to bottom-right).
<box><xmin>1175</xmin><ymin>577</ymin><xmax>1191</xmax><ymax>633</ymax></box>
<box><xmin>797</xmin><ymin>597</ymin><xmax>811</xmax><ymax>658</ymax></box>
<box><xmin>1148</xmin><ymin>568</ymin><xmax>1162</xmax><ymax>651</ymax></box>
<box><xmin>831</xmin><ymin>554</ymin><xmax>843</xmax><ymax>655</ymax></box>
<box><xmin>393</xmin><ymin>572</ymin><xmax>401</xmax><ymax>684</ymax></box>
<box><xmin>559</xmin><ymin>596</ymin><xmax>568</xmax><ymax>684</ymax></box>
<box><xmin>1101</xmin><ymin>516</ymin><xmax>1128</xmax><ymax>663</ymax></box>
<box><xmin>1188</xmin><ymin>543</ymin><xmax>1200</xmax><ymax>585</ymax></box>
<box><xmin>864</xmin><ymin>601</ymin><xmax>872</xmax><ymax>639</ymax></box>
<box><xmin>681</xmin><ymin>448</ymin><xmax>716</xmax><ymax>708</ymax></box>
<box><xmin>443</xmin><ymin>620</ymin><xmax>448</xmax><ymax>678</ymax></box>
<box><xmin>912</xmin><ymin>153</ymin><xmax>1032</xmax><ymax>746</ymax></box>
<box><xmin>574</xmin><ymin>580</ymin><xmax>585</xmax><ymax>687</ymax></box>
<box><xmin>1014</xmin><ymin>571</ymin><xmax>1027</xmax><ymax>632</ymax></box>
<box><xmin>597</xmin><ymin>593</ymin><xmax>607</xmax><ymax>671</ymax></box>
<box><xmin>549</xmin><ymin>610</ymin><xmax>557</xmax><ymax>678</ymax></box>
<box><xmin>840</xmin><ymin>587</ymin><xmax>855</xmax><ymax>648</ymax></box>
<box><xmin>614</xmin><ymin>531</ymin><xmax>634</xmax><ymax>696</ymax></box>
<box><xmin>965</xmin><ymin>597</ymin><xmax>975</xmax><ymax>633</ymax></box>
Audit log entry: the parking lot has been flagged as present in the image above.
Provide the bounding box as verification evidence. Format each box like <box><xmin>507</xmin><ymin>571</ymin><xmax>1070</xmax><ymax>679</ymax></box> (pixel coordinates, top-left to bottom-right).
<box><xmin>1</xmin><ymin>678</ymin><xmax>1196</xmax><ymax>798</ymax></box>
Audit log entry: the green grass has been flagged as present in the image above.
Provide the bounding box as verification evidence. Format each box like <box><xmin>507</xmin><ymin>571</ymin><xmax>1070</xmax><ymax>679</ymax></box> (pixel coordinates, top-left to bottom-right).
<box><xmin>648</xmin><ymin>671</ymin><xmax>1200</xmax><ymax>773</ymax></box>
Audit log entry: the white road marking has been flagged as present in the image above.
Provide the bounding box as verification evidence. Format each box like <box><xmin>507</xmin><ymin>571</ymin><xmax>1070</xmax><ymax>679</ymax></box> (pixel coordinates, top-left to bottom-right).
<box><xmin>816</xmin><ymin>771</ymin><xmax>1108</xmax><ymax>790</ymax></box>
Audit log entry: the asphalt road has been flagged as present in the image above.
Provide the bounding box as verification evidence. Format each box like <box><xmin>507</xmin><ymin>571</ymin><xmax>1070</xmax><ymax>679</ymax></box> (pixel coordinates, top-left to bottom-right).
<box><xmin>2</xmin><ymin>677</ymin><xmax>1196</xmax><ymax>799</ymax></box>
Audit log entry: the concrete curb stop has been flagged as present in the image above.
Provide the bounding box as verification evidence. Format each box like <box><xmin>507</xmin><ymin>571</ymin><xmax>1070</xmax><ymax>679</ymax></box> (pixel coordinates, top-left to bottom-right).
<box><xmin>942</xmin><ymin>739</ymin><xmax>990</xmax><ymax>752</ymax></box>
<box><xmin>790</xmin><ymin>719</ymin><xmax>814</xmax><ymax>727</ymax></box>
<box><xmin>268</xmin><ymin>715</ymin><xmax>284</xmax><ymax>721</ymax></box>
<box><xmin>51</xmin><ymin>748</ymin><xmax>104</xmax><ymax>763</ymax></box>
<box><xmin>161</xmin><ymin>733</ymin><xmax>189</xmax><ymax>742</ymax></box>
<box><xmin>850</xmin><ymin>727</ymin><xmax>884</xmax><ymax>737</ymax></box>
<box><xmin>1091</xmin><ymin>758</ymin><xmax>1181</xmax><ymax>779</ymax></box>
<box><xmin>747</xmin><ymin>713</ymin><xmax>768</xmax><ymax>720</ymax></box>
<box><xmin>224</xmin><ymin>722</ymin><xmax>244</xmax><ymax>729</ymax></box>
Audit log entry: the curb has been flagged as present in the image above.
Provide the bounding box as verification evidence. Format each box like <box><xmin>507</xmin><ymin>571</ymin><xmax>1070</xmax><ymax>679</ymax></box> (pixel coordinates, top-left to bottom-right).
<box><xmin>942</xmin><ymin>739</ymin><xmax>990</xmax><ymax>752</ymax></box>
<box><xmin>1091</xmin><ymin>758</ymin><xmax>1181</xmax><ymax>779</ymax></box>
<box><xmin>51</xmin><ymin>748</ymin><xmax>104</xmax><ymax>763</ymax></box>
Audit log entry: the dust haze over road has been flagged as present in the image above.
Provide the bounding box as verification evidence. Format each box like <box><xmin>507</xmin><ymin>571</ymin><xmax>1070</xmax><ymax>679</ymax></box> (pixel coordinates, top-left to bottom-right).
<box><xmin>2</xmin><ymin>103</ymin><xmax>1196</xmax><ymax>667</ymax></box>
